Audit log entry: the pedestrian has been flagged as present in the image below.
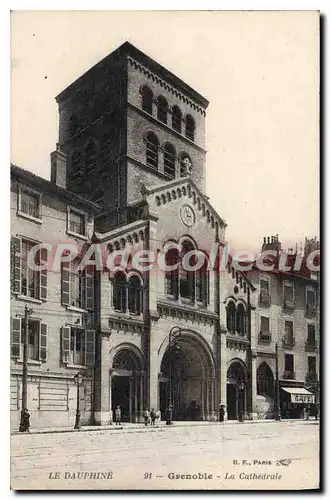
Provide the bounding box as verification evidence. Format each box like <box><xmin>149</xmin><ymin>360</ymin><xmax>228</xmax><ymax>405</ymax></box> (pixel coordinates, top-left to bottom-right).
<box><xmin>143</xmin><ymin>407</ymin><xmax>150</xmax><ymax>426</ymax></box>
<box><xmin>155</xmin><ymin>409</ymin><xmax>161</xmax><ymax>425</ymax></box>
<box><xmin>166</xmin><ymin>403</ymin><xmax>173</xmax><ymax>425</ymax></box>
<box><xmin>115</xmin><ymin>405</ymin><xmax>121</xmax><ymax>425</ymax></box>
<box><xmin>150</xmin><ymin>408</ymin><xmax>156</xmax><ymax>426</ymax></box>
<box><xmin>19</xmin><ymin>408</ymin><xmax>30</xmax><ymax>433</ymax></box>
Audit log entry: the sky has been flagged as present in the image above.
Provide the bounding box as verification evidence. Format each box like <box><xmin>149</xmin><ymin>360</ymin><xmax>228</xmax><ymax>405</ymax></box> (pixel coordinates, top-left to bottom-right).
<box><xmin>10</xmin><ymin>10</ymin><xmax>319</xmax><ymax>252</ymax></box>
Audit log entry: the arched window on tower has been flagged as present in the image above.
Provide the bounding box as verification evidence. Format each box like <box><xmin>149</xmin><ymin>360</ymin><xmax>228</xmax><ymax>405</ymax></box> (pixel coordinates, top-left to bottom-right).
<box><xmin>236</xmin><ymin>303</ymin><xmax>246</xmax><ymax>336</ymax></box>
<box><xmin>185</xmin><ymin>114</ymin><xmax>195</xmax><ymax>141</ymax></box>
<box><xmin>172</xmin><ymin>105</ymin><xmax>182</xmax><ymax>133</ymax></box>
<box><xmin>157</xmin><ymin>96</ymin><xmax>168</xmax><ymax>124</ymax></box>
<box><xmin>145</xmin><ymin>132</ymin><xmax>159</xmax><ymax>169</ymax></box>
<box><xmin>113</xmin><ymin>272</ymin><xmax>127</xmax><ymax>312</ymax></box>
<box><xmin>163</xmin><ymin>143</ymin><xmax>176</xmax><ymax>179</ymax></box>
<box><xmin>226</xmin><ymin>302</ymin><xmax>236</xmax><ymax>333</ymax></box>
<box><xmin>127</xmin><ymin>275</ymin><xmax>143</xmax><ymax>315</ymax></box>
<box><xmin>180</xmin><ymin>154</ymin><xmax>193</xmax><ymax>177</ymax></box>
<box><xmin>179</xmin><ymin>240</ymin><xmax>195</xmax><ymax>301</ymax></box>
<box><xmin>141</xmin><ymin>86</ymin><xmax>153</xmax><ymax>115</ymax></box>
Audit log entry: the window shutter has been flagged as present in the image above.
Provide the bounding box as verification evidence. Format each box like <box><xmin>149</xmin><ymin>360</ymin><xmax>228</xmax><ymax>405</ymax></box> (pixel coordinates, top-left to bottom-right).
<box><xmin>11</xmin><ymin>317</ymin><xmax>21</xmax><ymax>358</ymax></box>
<box><xmin>39</xmin><ymin>248</ymin><xmax>48</xmax><ymax>301</ymax></box>
<box><xmin>40</xmin><ymin>323</ymin><xmax>47</xmax><ymax>361</ymax></box>
<box><xmin>61</xmin><ymin>326</ymin><xmax>71</xmax><ymax>363</ymax></box>
<box><xmin>85</xmin><ymin>329</ymin><xmax>95</xmax><ymax>366</ymax></box>
<box><xmin>85</xmin><ymin>266</ymin><xmax>94</xmax><ymax>311</ymax></box>
<box><xmin>61</xmin><ymin>261</ymin><xmax>70</xmax><ymax>306</ymax></box>
<box><xmin>11</xmin><ymin>236</ymin><xmax>22</xmax><ymax>293</ymax></box>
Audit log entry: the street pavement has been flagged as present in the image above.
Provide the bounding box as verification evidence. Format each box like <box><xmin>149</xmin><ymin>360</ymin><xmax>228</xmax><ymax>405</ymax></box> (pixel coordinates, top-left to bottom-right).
<box><xmin>11</xmin><ymin>420</ymin><xmax>319</xmax><ymax>491</ymax></box>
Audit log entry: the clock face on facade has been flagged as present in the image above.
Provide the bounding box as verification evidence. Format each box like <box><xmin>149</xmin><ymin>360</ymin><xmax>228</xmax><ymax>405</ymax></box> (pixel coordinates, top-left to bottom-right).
<box><xmin>180</xmin><ymin>205</ymin><xmax>195</xmax><ymax>227</ymax></box>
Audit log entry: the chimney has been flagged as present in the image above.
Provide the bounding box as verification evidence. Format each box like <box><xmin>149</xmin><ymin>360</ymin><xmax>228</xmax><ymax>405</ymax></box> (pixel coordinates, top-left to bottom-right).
<box><xmin>51</xmin><ymin>143</ymin><xmax>67</xmax><ymax>189</ymax></box>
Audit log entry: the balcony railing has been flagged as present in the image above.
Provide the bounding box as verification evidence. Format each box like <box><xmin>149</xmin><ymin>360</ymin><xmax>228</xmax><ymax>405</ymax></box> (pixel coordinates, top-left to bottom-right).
<box><xmin>283</xmin><ymin>299</ymin><xmax>295</xmax><ymax>310</ymax></box>
<box><xmin>282</xmin><ymin>371</ymin><xmax>296</xmax><ymax>380</ymax></box>
<box><xmin>305</xmin><ymin>340</ymin><xmax>317</xmax><ymax>352</ymax></box>
<box><xmin>259</xmin><ymin>290</ymin><xmax>271</xmax><ymax>307</ymax></box>
<box><xmin>305</xmin><ymin>305</ymin><xmax>317</xmax><ymax>318</ymax></box>
<box><xmin>282</xmin><ymin>336</ymin><xmax>295</xmax><ymax>347</ymax></box>
<box><xmin>258</xmin><ymin>331</ymin><xmax>272</xmax><ymax>344</ymax></box>
<box><xmin>305</xmin><ymin>373</ymin><xmax>318</xmax><ymax>382</ymax></box>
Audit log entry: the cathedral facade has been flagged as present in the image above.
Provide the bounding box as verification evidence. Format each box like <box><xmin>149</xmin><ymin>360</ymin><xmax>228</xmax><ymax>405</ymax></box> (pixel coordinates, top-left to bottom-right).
<box><xmin>10</xmin><ymin>42</ymin><xmax>319</xmax><ymax>428</ymax></box>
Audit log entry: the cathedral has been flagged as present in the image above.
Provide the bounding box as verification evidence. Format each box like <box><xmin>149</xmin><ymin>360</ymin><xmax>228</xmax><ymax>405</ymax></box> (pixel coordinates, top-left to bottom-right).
<box><xmin>10</xmin><ymin>42</ymin><xmax>319</xmax><ymax>428</ymax></box>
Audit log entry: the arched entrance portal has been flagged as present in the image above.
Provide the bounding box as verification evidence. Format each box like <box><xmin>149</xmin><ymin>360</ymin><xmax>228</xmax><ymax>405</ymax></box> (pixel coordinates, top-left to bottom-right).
<box><xmin>111</xmin><ymin>348</ymin><xmax>143</xmax><ymax>423</ymax></box>
<box><xmin>159</xmin><ymin>332</ymin><xmax>215</xmax><ymax>421</ymax></box>
<box><xmin>227</xmin><ymin>361</ymin><xmax>247</xmax><ymax>420</ymax></box>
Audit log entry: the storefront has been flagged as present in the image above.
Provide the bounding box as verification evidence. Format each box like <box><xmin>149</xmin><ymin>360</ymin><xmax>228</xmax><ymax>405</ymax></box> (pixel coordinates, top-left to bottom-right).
<box><xmin>281</xmin><ymin>387</ymin><xmax>315</xmax><ymax>419</ymax></box>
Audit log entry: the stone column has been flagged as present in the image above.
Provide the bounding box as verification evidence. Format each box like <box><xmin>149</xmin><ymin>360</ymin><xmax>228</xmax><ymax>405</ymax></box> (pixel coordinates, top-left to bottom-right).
<box><xmin>129</xmin><ymin>377</ymin><xmax>133</xmax><ymax>422</ymax></box>
<box><xmin>250</xmin><ymin>352</ymin><xmax>258</xmax><ymax>419</ymax></box>
<box><xmin>94</xmin><ymin>336</ymin><xmax>111</xmax><ymax>426</ymax></box>
<box><xmin>220</xmin><ymin>331</ymin><xmax>228</xmax><ymax>420</ymax></box>
<box><xmin>134</xmin><ymin>374</ymin><xmax>138</xmax><ymax>422</ymax></box>
<box><xmin>200</xmin><ymin>379</ymin><xmax>205</xmax><ymax>420</ymax></box>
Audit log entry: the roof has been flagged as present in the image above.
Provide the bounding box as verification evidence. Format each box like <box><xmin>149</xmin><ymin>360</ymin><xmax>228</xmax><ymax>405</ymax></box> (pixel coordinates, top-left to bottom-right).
<box><xmin>11</xmin><ymin>164</ymin><xmax>100</xmax><ymax>212</ymax></box>
<box><xmin>55</xmin><ymin>41</ymin><xmax>209</xmax><ymax>109</ymax></box>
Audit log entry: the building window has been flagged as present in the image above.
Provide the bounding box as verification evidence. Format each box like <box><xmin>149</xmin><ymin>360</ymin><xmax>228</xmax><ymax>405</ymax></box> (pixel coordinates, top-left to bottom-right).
<box><xmin>61</xmin><ymin>326</ymin><xmax>95</xmax><ymax>366</ymax></box>
<box><xmin>283</xmin><ymin>353</ymin><xmax>294</xmax><ymax>379</ymax></box>
<box><xmin>145</xmin><ymin>132</ymin><xmax>159</xmax><ymax>169</ymax></box>
<box><xmin>306</xmin><ymin>288</ymin><xmax>316</xmax><ymax>316</ymax></box>
<box><xmin>68</xmin><ymin>208</ymin><xmax>86</xmax><ymax>236</ymax></box>
<box><xmin>226</xmin><ymin>302</ymin><xmax>236</xmax><ymax>333</ymax></box>
<box><xmin>70</xmin><ymin>328</ymin><xmax>85</xmax><ymax>365</ymax></box>
<box><xmin>113</xmin><ymin>272</ymin><xmax>127</xmax><ymax>312</ymax></box>
<box><xmin>22</xmin><ymin>318</ymin><xmax>40</xmax><ymax>361</ymax></box>
<box><xmin>259</xmin><ymin>278</ymin><xmax>271</xmax><ymax>306</ymax></box>
<box><xmin>283</xmin><ymin>320</ymin><xmax>294</xmax><ymax>346</ymax></box>
<box><xmin>165</xmin><ymin>248</ymin><xmax>179</xmax><ymax>297</ymax></box>
<box><xmin>172</xmin><ymin>105</ymin><xmax>182</xmax><ymax>133</ymax></box>
<box><xmin>70</xmin><ymin>267</ymin><xmax>85</xmax><ymax>309</ymax></box>
<box><xmin>19</xmin><ymin>188</ymin><xmax>41</xmax><ymax>220</ymax></box>
<box><xmin>179</xmin><ymin>241</ymin><xmax>195</xmax><ymax>300</ymax></box>
<box><xmin>236</xmin><ymin>304</ymin><xmax>245</xmax><ymax>335</ymax></box>
<box><xmin>195</xmin><ymin>264</ymin><xmax>208</xmax><ymax>304</ymax></box>
<box><xmin>163</xmin><ymin>143</ymin><xmax>176</xmax><ymax>178</ymax></box>
<box><xmin>112</xmin><ymin>272</ymin><xmax>143</xmax><ymax>314</ymax></box>
<box><xmin>185</xmin><ymin>114</ymin><xmax>195</xmax><ymax>141</ymax></box>
<box><xmin>11</xmin><ymin>317</ymin><xmax>47</xmax><ymax>361</ymax></box>
<box><xmin>127</xmin><ymin>275</ymin><xmax>143</xmax><ymax>314</ymax></box>
<box><xmin>141</xmin><ymin>86</ymin><xmax>153</xmax><ymax>115</ymax></box>
<box><xmin>157</xmin><ymin>96</ymin><xmax>168</xmax><ymax>124</ymax></box>
<box><xmin>283</xmin><ymin>283</ymin><xmax>294</xmax><ymax>309</ymax></box>
<box><xmin>258</xmin><ymin>315</ymin><xmax>271</xmax><ymax>342</ymax></box>
<box><xmin>21</xmin><ymin>240</ymin><xmax>39</xmax><ymax>299</ymax></box>
<box><xmin>307</xmin><ymin>324</ymin><xmax>316</xmax><ymax>345</ymax></box>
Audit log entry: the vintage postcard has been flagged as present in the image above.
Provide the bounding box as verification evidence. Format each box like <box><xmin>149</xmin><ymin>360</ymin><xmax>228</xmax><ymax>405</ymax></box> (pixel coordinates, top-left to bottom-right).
<box><xmin>10</xmin><ymin>10</ymin><xmax>320</xmax><ymax>491</ymax></box>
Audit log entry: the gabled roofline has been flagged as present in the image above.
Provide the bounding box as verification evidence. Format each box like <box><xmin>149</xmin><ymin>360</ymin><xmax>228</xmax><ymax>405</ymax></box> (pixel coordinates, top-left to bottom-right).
<box><xmin>55</xmin><ymin>41</ymin><xmax>209</xmax><ymax>109</ymax></box>
<box><xmin>141</xmin><ymin>175</ymin><xmax>227</xmax><ymax>229</ymax></box>
<box><xmin>11</xmin><ymin>164</ymin><xmax>100</xmax><ymax>212</ymax></box>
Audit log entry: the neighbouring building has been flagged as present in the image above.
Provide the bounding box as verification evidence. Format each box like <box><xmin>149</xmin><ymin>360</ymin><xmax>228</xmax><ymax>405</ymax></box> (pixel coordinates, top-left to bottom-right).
<box><xmin>10</xmin><ymin>42</ymin><xmax>319</xmax><ymax>428</ymax></box>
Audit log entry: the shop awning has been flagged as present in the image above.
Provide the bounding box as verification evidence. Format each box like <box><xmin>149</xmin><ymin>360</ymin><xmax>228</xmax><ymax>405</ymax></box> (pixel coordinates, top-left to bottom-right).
<box><xmin>282</xmin><ymin>387</ymin><xmax>315</xmax><ymax>404</ymax></box>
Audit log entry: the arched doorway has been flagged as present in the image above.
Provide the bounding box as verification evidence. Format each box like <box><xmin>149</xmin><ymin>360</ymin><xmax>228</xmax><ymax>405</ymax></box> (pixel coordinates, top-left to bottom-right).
<box><xmin>257</xmin><ymin>362</ymin><xmax>274</xmax><ymax>398</ymax></box>
<box><xmin>227</xmin><ymin>361</ymin><xmax>247</xmax><ymax>420</ymax></box>
<box><xmin>159</xmin><ymin>331</ymin><xmax>215</xmax><ymax>421</ymax></box>
<box><xmin>110</xmin><ymin>348</ymin><xmax>143</xmax><ymax>423</ymax></box>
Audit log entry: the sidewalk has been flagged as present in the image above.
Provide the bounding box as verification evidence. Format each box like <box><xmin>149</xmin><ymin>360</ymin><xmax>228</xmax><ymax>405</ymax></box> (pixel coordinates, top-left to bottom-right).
<box><xmin>11</xmin><ymin>418</ymin><xmax>318</xmax><ymax>436</ymax></box>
